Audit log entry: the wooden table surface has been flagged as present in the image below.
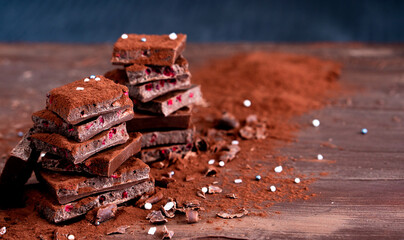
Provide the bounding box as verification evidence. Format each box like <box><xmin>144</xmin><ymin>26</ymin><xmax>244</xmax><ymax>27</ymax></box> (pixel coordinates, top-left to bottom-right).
<box><xmin>0</xmin><ymin>43</ymin><xmax>403</xmax><ymax>239</ymax></box>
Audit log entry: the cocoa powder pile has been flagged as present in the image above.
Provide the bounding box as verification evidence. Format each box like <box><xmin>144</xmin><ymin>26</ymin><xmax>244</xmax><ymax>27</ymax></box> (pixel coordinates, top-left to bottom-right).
<box><xmin>0</xmin><ymin>52</ymin><xmax>340</xmax><ymax>239</ymax></box>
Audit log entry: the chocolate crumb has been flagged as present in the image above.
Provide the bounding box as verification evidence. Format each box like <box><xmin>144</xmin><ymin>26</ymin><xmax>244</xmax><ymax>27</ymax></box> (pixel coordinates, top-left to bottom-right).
<box><xmin>93</xmin><ymin>204</ymin><xmax>117</xmax><ymax>225</ymax></box>
<box><xmin>226</xmin><ymin>193</ymin><xmax>238</xmax><ymax>199</ymax></box>
<box><xmin>204</xmin><ymin>166</ymin><xmax>218</xmax><ymax>176</ymax></box>
<box><xmin>186</xmin><ymin>209</ymin><xmax>199</xmax><ymax>224</ymax></box>
<box><xmin>217</xmin><ymin>112</ymin><xmax>240</xmax><ymax>130</ymax></box>
<box><xmin>208</xmin><ymin>185</ymin><xmax>223</xmax><ymax>194</ymax></box>
<box><xmin>217</xmin><ymin>208</ymin><xmax>248</xmax><ymax>219</ymax></box>
<box><xmin>162</xmin><ymin>225</ymin><xmax>174</xmax><ymax>239</ymax></box>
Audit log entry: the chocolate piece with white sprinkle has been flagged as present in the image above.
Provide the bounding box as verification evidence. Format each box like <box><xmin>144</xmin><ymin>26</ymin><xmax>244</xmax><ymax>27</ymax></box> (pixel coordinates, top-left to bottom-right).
<box><xmin>135</xmin><ymin>84</ymin><xmax>202</xmax><ymax>116</ymax></box>
<box><xmin>31</xmin><ymin>123</ymin><xmax>129</xmax><ymax>164</ymax></box>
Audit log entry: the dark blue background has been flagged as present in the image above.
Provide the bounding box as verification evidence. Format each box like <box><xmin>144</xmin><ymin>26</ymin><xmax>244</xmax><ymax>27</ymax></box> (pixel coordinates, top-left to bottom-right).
<box><xmin>1</xmin><ymin>0</ymin><xmax>403</xmax><ymax>43</ymax></box>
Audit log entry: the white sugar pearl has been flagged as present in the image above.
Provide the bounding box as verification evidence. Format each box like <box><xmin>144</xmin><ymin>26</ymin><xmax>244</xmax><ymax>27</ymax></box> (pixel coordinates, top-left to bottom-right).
<box><xmin>76</xmin><ymin>87</ymin><xmax>84</xmax><ymax>91</ymax></box>
<box><xmin>164</xmin><ymin>202</ymin><xmax>174</xmax><ymax>211</ymax></box>
<box><xmin>219</xmin><ymin>161</ymin><xmax>225</xmax><ymax>167</ymax></box>
<box><xmin>148</xmin><ymin>227</ymin><xmax>156</xmax><ymax>235</ymax></box>
<box><xmin>243</xmin><ymin>99</ymin><xmax>251</xmax><ymax>107</ymax></box>
<box><xmin>141</xmin><ymin>37</ymin><xmax>147</xmax><ymax>42</ymax></box>
<box><xmin>90</xmin><ymin>75</ymin><xmax>96</xmax><ymax>79</ymax></box>
<box><xmin>312</xmin><ymin>119</ymin><xmax>320</xmax><ymax>127</ymax></box>
<box><xmin>40</xmin><ymin>152</ymin><xmax>46</xmax><ymax>158</ymax></box>
<box><xmin>84</xmin><ymin>78</ymin><xmax>90</xmax><ymax>82</ymax></box>
<box><xmin>274</xmin><ymin>166</ymin><xmax>283</xmax><ymax>173</ymax></box>
<box><xmin>317</xmin><ymin>154</ymin><xmax>323</xmax><ymax>160</ymax></box>
<box><xmin>201</xmin><ymin>187</ymin><xmax>208</xmax><ymax>193</ymax></box>
<box><xmin>68</xmin><ymin>235</ymin><xmax>75</xmax><ymax>240</ymax></box>
<box><xmin>121</xmin><ymin>34</ymin><xmax>128</xmax><ymax>39</ymax></box>
<box><xmin>270</xmin><ymin>185</ymin><xmax>276</xmax><ymax>192</ymax></box>
<box><xmin>144</xmin><ymin>202</ymin><xmax>152</xmax><ymax>210</ymax></box>
<box><xmin>231</xmin><ymin>140</ymin><xmax>239</xmax><ymax>145</ymax></box>
<box><xmin>208</xmin><ymin>159</ymin><xmax>215</xmax><ymax>165</ymax></box>
<box><xmin>168</xmin><ymin>171</ymin><xmax>175</xmax><ymax>177</ymax></box>
<box><xmin>95</xmin><ymin>77</ymin><xmax>101</xmax><ymax>81</ymax></box>
<box><xmin>294</xmin><ymin>178</ymin><xmax>301</xmax><ymax>184</ymax></box>
<box><xmin>234</xmin><ymin>179</ymin><xmax>242</xmax><ymax>184</ymax></box>
<box><xmin>169</xmin><ymin>32</ymin><xmax>177</xmax><ymax>40</ymax></box>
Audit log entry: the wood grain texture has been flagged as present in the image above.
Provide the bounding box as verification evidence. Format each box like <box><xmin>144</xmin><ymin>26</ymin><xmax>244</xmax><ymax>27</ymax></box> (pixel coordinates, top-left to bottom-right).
<box><xmin>0</xmin><ymin>43</ymin><xmax>403</xmax><ymax>239</ymax></box>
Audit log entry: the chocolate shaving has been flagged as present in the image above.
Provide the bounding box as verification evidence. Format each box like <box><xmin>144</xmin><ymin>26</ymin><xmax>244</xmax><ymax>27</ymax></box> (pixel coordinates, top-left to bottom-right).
<box><xmin>208</xmin><ymin>185</ymin><xmax>222</xmax><ymax>194</ymax></box>
<box><xmin>204</xmin><ymin>166</ymin><xmax>218</xmax><ymax>176</ymax></box>
<box><xmin>196</xmin><ymin>190</ymin><xmax>206</xmax><ymax>199</ymax></box>
<box><xmin>219</xmin><ymin>144</ymin><xmax>241</xmax><ymax>162</ymax></box>
<box><xmin>160</xmin><ymin>204</ymin><xmax>176</xmax><ymax>219</ymax></box>
<box><xmin>239</xmin><ymin>126</ymin><xmax>255</xmax><ymax>140</ymax></box>
<box><xmin>186</xmin><ymin>209</ymin><xmax>199</xmax><ymax>224</ymax></box>
<box><xmin>151</xmin><ymin>161</ymin><xmax>165</xmax><ymax>169</ymax></box>
<box><xmin>182</xmin><ymin>199</ymin><xmax>201</xmax><ymax>208</ymax></box>
<box><xmin>145</xmin><ymin>192</ymin><xmax>164</xmax><ymax>205</ymax></box>
<box><xmin>162</xmin><ymin>225</ymin><xmax>174</xmax><ymax>239</ymax></box>
<box><xmin>217</xmin><ymin>208</ymin><xmax>248</xmax><ymax>219</ymax></box>
<box><xmin>147</xmin><ymin>210</ymin><xmax>168</xmax><ymax>224</ymax></box>
<box><xmin>226</xmin><ymin>193</ymin><xmax>238</xmax><ymax>199</ymax></box>
<box><xmin>185</xmin><ymin>175</ymin><xmax>195</xmax><ymax>182</ymax></box>
<box><xmin>106</xmin><ymin>225</ymin><xmax>130</xmax><ymax>235</ymax></box>
<box><xmin>94</xmin><ymin>204</ymin><xmax>117</xmax><ymax>225</ymax></box>
<box><xmin>210</xmin><ymin>140</ymin><xmax>227</xmax><ymax>153</ymax></box>
<box><xmin>216</xmin><ymin>112</ymin><xmax>240</xmax><ymax>130</ymax></box>
<box><xmin>155</xmin><ymin>177</ymin><xmax>176</xmax><ymax>188</ymax></box>
<box><xmin>195</xmin><ymin>137</ymin><xmax>208</xmax><ymax>152</ymax></box>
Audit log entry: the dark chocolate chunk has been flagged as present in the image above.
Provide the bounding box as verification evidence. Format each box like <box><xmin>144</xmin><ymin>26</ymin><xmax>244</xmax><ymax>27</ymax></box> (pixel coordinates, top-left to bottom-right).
<box><xmin>141</xmin><ymin>128</ymin><xmax>194</xmax><ymax>148</ymax></box>
<box><xmin>32</xmin><ymin>108</ymin><xmax>134</xmax><ymax>142</ymax></box>
<box><xmin>185</xmin><ymin>209</ymin><xmax>199</xmax><ymax>224</ymax></box>
<box><xmin>111</xmin><ymin>34</ymin><xmax>187</xmax><ymax>66</ymax></box>
<box><xmin>31</xmin><ymin>122</ymin><xmax>129</xmax><ymax>164</ymax></box>
<box><xmin>36</xmin><ymin>157</ymin><xmax>150</xmax><ymax>204</ymax></box>
<box><xmin>40</xmin><ymin>132</ymin><xmax>142</xmax><ymax>176</ymax></box>
<box><xmin>126</xmin><ymin>107</ymin><xmax>192</xmax><ymax>132</ymax></box>
<box><xmin>46</xmin><ymin>76</ymin><xmax>131</xmax><ymax>125</ymax></box>
<box><xmin>33</xmin><ymin>178</ymin><xmax>154</xmax><ymax>223</ymax></box>
<box><xmin>217</xmin><ymin>112</ymin><xmax>240</xmax><ymax>130</ymax></box>
<box><xmin>139</xmin><ymin>143</ymin><xmax>193</xmax><ymax>163</ymax></box>
<box><xmin>217</xmin><ymin>208</ymin><xmax>248</xmax><ymax>219</ymax></box>
<box><xmin>155</xmin><ymin>177</ymin><xmax>175</xmax><ymax>188</ymax></box>
<box><xmin>134</xmin><ymin>84</ymin><xmax>202</xmax><ymax>117</ymax></box>
<box><xmin>146</xmin><ymin>210</ymin><xmax>168</xmax><ymax>224</ymax></box>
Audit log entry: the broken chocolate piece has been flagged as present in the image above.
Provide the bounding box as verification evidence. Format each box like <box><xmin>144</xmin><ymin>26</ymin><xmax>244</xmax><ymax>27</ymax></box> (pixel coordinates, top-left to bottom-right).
<box><xmin>31</xmin><ymin>123</ymin><xmax>129</xmax><ymax>164</ymax></box>
<box><xmin>204</xmin><ymin>166</ymin><xmax>218</xmax><ymax>177</ymax></box>
<box><xmin>239</xmin><ymin>126</ymin><xmax>255</xmax><ymax>140</ymax></box>
<box><xmin>162</xmin><ymin>225</ymin><xmax>174</xmax><ymax>239</ymax></box>
<box><xmin>160</xmin><ymin>205</ymin><xmax>175</xmax><ymax>219</ymax></box>
<box><xmin>135</xmin><ymin>85</ymin><xmax>202</xmax><ymax>117</ymax></box>
<box><xmin>145</xmin><ymin>192</ymin><xmax>164</xmax><ymax>205</ymax></box>
<box><xmin>208</xmin><ymin>185</ymin><xmax>222</xmax><ymax>194</ymax></box>
<box><xmin>46</xmin><ymin>76</ymin><xmax>131</xmax><ymax>125</ymax></box>
<box><xmin>93</xmin><ymin>204</ymin><xmax>117</xmax><ymax>225</ymax></box>
<box><xmin>32</xmin><ymin>108</ymin><xmax>134</xmax><ymax>142</ymax></box>
<box><xmin>36</xmin><ymin>157</ymin><xmax>150</xmax><ymax>204</ymax></box>
<box><xmin>126</xmin><ymin>107</ymin><xmax>192</xmax><ymax>132</ymax></box>
<box><xmin>186</xmin><ymin>209</ymin><xmax>199</xmax><ymax>224</ymax></box>
<box><xmin>111</xmin><ymin>34</ymin><xmax>187</xmax><ymax>66</ymax></box>
<box><xmin>226</xmin><ymin>193</ymin><xmax>238</xmax><ymax>199</ymax></box>
<box><xmin>141</xmin><ymin>128</ymin><xmax>194</xmax><ymax>148</ymax></box>
<box><xmin>196</xmin><ymin>190</ymin><xmax>206</xmax><ymax>199</ymax></box>
<box><xmin>147</xmin><ymin>210</ymin><xmax>168</xmax><ymax>224</ymax></box>
<box><xmin>40</xmin><ymin>132</ymin><xmax>142</xmax><ymax>176</ymax></box>
<box><xmin>217</xmin><ymin>208</ymin><xmax>248</xmax><ymax>219</ymax></box>
<box><xmin>217</xmin><ymin>112</ymin><xmax>240</xmax><ymax>130</ymax></box>
<box><xmin>106</xmin><ymin>225</ymin><xmax>130</xmax><ymax>235</ymax></box>
<box><xmin>139</xmin><ymin>143</ymin><xmax>192</xmax><ymax>163</ymax></box>
<box><xmin>33</xmin><ymin>179</ymin><xmax>154</xmax><ymax>223</ymax></box>
<box><xmin>219</xmin><ymin>145</ymin><xmax>241</xmax><ymax>162</ymax></box>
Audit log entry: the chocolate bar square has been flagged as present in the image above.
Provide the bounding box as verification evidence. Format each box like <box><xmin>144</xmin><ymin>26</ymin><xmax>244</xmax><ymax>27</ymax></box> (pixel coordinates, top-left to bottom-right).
<box><xmin>32</xmin><ymin>108</ymin><xmax>134</xmax><ymax>142</ymax></box>
<box><xmin>36</xmin><ymin>157</ymin><xmax>150</xmax><ymax>204</ymax></box>
<box><xmin>126</xmin><ymin>107</ymin><xmax>192</xmax><ymax>132</ymax></box>
<box><xmin>40</xmin><ymin>132</ymin><xmax>142</xmax><ymax>177</ymax></box>
<box><xmin>135</xmin><ymin>84</ymin><xmax>202</xmax><ymax>116</ymax></box>
<box><xmin>31</xmin><ymin>123</ymin><xmax>129</xmax><ymax>164</ymax></box>
<box><xmin>46</xmin><ymin>76</ymin><xmax>131</xmax><ymax>125</ymax></box>
<box><xmin>111</xmin><ymin>34</ymin><xmax>187</xmax><ymax>66</ymax></box>
<box><xmin>141</xmin><ymin>128</ymin><xmax>194</xmax><ymax>148</ymax></box>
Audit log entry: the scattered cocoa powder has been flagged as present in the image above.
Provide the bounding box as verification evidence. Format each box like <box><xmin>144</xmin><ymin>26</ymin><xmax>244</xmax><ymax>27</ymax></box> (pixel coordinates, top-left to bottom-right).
<box><xmin>0</xmin><ymin>52</ymin><xmax>340</xmax><ymax>239</ymax></box>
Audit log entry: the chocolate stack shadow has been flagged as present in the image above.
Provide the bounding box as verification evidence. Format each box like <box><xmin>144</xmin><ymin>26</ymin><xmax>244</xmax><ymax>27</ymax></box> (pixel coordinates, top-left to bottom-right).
<box><xmin>0</xmin><ymin>76</ymin><xmax>155</xmax><ymax>223</ymax></box>
<box><xmin>106</xmin><ymin>33</ymin><xmax>202</xmax><ymax>164</ymax></box>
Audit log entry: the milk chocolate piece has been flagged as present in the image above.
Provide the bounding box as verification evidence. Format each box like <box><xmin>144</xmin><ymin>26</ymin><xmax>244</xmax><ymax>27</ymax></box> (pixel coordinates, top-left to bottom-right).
<box><xmin>126</xmin><ymin>55</ymin><xmax>189</xmax><ymax>85</ymax></box>
<box><xmin>111</xmin><ymin>34</ymin><xmax>187</xmax><ymax>66</ymax></box>
<box><xmin>135</xmin><ymin>85</ymin><xmax>202</xmax><ymax>116</ymax></box>
<box><xmin>36</xmin><ymin>157</ymin><xmax>150</xmax><ymax>204</ymax></box>
<box><xmin>40</xmin><ymin>132</ymin><xmax>142</xmax><ymax>176</ymax></box>
<box><xmin>128</xmin><ymin>75</ymin><xmax>191</xmax><ymax>102</ymax></box>
<box><xmin>139</xmin><ymin>143</ymin><xmax>193</xmax><ymax>163</ymax></box>
<box><xmin>141</xmin><ymin>128</ymin><xmax>194</xmax><ymax>148</ymax></box>
<box><xmin>127</xmin><ymin>107</ymin><xmax>192</xmax><ymax>132</ymax></box>
<box><xmin>34</xmin><ymin>179</ymin><xmax>154</xmax><ymax>223</ymax></box>
<box><xmin>31</xmin><ymin>123</ymin><xmax>129</xmax><ymax>164</ymax></box>
<box><xmin>32</xmin><ymin>108</ymin><xmax>134</xmax><ymax>142</ymax></box>
<box><xmin>46</xmin><ymin>76</ymin><xmax>131</xmax><ymax>125</ymax></box>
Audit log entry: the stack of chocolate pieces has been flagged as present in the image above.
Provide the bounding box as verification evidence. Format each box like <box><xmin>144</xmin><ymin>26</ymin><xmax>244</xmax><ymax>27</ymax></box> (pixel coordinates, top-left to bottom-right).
<box><xmin>106</xmin><ymin>33</ymin><xmax>202</xmax><ymax>164</ymax></box>
<box><xmin>7</xmin><ymin>76</ymin><xmax>154</xmax><ymax>223</ymax></box>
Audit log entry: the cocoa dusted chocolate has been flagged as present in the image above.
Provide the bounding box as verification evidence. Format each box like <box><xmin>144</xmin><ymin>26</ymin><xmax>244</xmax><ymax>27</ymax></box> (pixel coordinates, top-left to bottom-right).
<box><xmin>36</xmin><ymin>157</ymin><xmax>150</xmax><ymax>204</ymax></box>
<box><xmin>111</xmin><ymin>34</ymin><xmax>187</xmax><ymax>66</ymax></box>
<box><xmin>139</xmin><ymin>143</ymin><xmax>193</xmax><ymax>163</ymax></box>
<box><xmin>125</xmin><ymin>55</ymin><xmax>189</xmax><ymax>85</ymax></box>
<box><xmin>31</xmin><ymin>123</ymin><xmax>129</xmax><ymax>164</ymax></box>
<box><xmin>46</xmin><ymin>75</ymin><xmax>131</xmax><ymax>125</ymax></box>
<box><xmin>32</xmin><ymin>108</ymin><xmax>134</xmax><ymax>142</ymax></box>
<box><xmin>32</xmin><ymin>178</ymin><xmax>154</xmax><ymax>223</ymax></box>
<box><xmin>135</xmin><ymin>84</ymin><xmax>202</xmax><ymax>116</ymax></box>
<box><xmin>141</xmin><ymin>128</ymin><xmax>194</xmax><ymax>148</ymax></box>
<box><xmin>126</xmin><ymin>107</ymin><xmax>192</xmax><ymax>132</ymax></box>
<box><xmin>39</xmin><ymin>132</ymin><xmax>142</xmax><ymax>176</ymax></box>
